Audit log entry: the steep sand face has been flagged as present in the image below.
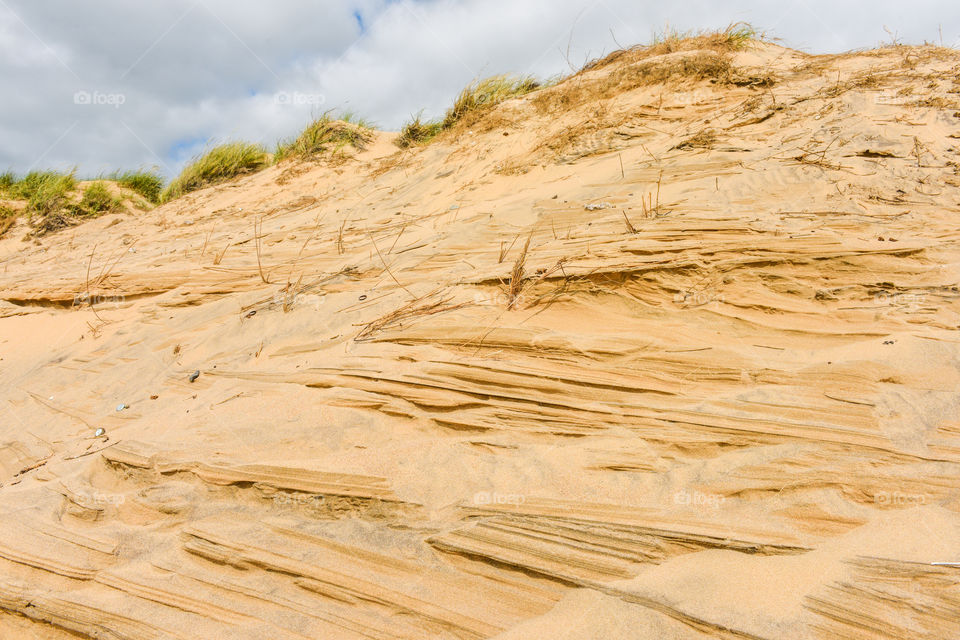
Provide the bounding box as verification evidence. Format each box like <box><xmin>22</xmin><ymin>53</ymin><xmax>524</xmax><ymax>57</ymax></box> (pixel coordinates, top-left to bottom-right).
<box><xmin>0</xmin><ymin>42</ymin><xmax>959</xmax><ymax>639</ymax></box>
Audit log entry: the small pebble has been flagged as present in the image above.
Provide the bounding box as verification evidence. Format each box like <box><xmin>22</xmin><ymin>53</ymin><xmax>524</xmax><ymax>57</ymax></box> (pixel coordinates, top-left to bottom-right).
<box><xmin>95</xmin><ymin>428</ymin><xmax>105</xmax><ymax>437</ymax></box>
<box><xmin>116</xmin><ymin>403</ymin><xmax>127</xmax><ymax>412</ymax></box>
<box><xmin>188</xmin><ymin>370</ymin><xmax>200</xmax><ymax>383</ymax></box>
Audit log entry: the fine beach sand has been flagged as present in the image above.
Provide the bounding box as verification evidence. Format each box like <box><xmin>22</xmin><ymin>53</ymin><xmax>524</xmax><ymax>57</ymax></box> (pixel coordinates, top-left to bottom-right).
<box><xmin>1</xmin><ymin>40</ymin><xmax>959</xmax><ymax>638</ymax></box>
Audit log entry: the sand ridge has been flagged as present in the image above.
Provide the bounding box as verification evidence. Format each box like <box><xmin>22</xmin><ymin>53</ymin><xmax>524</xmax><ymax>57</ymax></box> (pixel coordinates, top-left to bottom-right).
<box><xmin>0</xmin><ymin>41</ymin><xmax>959</xmax><ymax>638</ymax></box>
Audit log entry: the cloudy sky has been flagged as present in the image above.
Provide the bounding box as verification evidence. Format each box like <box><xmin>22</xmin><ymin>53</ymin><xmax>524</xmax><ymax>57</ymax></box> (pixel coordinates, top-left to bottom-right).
<box><xmin>1</xmin><ymin>0</ymin><xmax>957</xmax><ymax>178</ymax></box>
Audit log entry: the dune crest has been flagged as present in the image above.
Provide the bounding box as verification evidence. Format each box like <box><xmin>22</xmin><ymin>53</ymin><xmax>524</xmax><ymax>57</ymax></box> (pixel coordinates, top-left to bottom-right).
<box><xmin>1</xmin><ymin>40</ymin><xmax>959</xmax><ymax>639</ymax></box>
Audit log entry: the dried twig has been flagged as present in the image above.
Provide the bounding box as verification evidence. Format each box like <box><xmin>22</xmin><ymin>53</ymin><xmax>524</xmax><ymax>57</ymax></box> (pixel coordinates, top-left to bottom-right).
<box><xmin>507</xmin><ymin>232</ymin><xmax>532</xmax><ymax>309</ymax></box>
<box><xmin>356</xmin><ymin>290</ymin><xmax>467</xmax><ymax>341</ymax></box>
<box><xmin>213</xmin><ymin>243</ymin><xmax>230</xmax><ymax>265</ymax></box>
<box><xmin>201</xmin><ymin>223</ymin><xmax>215</xmax><ymax>257</ymax></box>
<box><xmin>337</xmin><ymin>219</ymin><xmax>347</xmax><ymax>255</ymax></box>
<box><xmin>498</xmin><ymin>234</ymin><xmax>520</xmax><ymax>263</ymax></box>
<box><xmin>254</xmin><ymin>217</ymin><xmax>270</xmax><ymax>284</ymax></box>
<box><xmin>370</xmin><ymin>234</ymin><xmax>415</xmax><ymax>299</ymax></box>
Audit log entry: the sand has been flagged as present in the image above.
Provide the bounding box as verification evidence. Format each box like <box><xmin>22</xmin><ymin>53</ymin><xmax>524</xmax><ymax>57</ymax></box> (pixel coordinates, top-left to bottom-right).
<box><xmin>0</xmin><ymin>41</ymin><xmax>959</xmax><ymax>639</ymax></box>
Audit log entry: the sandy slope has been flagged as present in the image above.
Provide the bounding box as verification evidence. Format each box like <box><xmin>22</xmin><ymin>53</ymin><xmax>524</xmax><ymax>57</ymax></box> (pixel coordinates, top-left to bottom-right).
<box><xmin>0</xmin><ymin>42</ymin><xmax>959</xmax><ymax>639</ymax></box>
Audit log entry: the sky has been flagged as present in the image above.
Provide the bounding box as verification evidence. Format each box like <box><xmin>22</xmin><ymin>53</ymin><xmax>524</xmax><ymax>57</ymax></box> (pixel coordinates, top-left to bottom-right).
<box><xmin>0</xmin><ymin>0</ymin><xmax>957</xmax><ymax>178</ymax></box>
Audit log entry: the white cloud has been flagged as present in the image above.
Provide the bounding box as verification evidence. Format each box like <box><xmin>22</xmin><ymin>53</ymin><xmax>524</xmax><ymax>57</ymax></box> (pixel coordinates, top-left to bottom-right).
<box><xmin>0</xmin><ymin>0</ymin><xmax>956</xmax><ymax>177</ymax></box>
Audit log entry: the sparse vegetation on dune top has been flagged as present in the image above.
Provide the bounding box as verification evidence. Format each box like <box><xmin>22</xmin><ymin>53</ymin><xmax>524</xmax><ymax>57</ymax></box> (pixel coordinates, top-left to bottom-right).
<box><xmin>395</xmin><ymin>74</ymin><xmax>540</xmax><ymax>148</ymax></box>
<box><xmin>442</xmin><ymin>74</ymin><xmax>540</xmax><ymax>129</ymax></box>
<box><xmin>395</xmin><ymin>26</ymin><xmax>760</xmax><ymax>148</ymax></box>
<box><xmin>275</xmin><ymin>113</ymin><xmax>374</xmax><ymax>163</ymax></box>
<box><xmin>109</xmin><ymin>169</ymin><xmax>164</xmax><ymax>204</ymax></box>
<box><xmin>0</xmin><ymin>171</ymin><xmax>15</xmax><ymax>194</ymax></box>
<box><xmin>0</xmin><ymin>168</ymin><xmax>164</xmax><ymax>237</ymax></box>
<box><xmin>533</xmin><ymin>24</ymin><xmax>771</xmax><ymax>115</ymax></box>
<box><xmin>395</xmin><ymin>113</ymin><xmax>444</xmax><ymax>148</ymax></box>
<box><xmin>8</xmin><ymin>170</ymin><xmax>76</xmax><ymax>205</ymax></box>
<box><xmin>17</xmin><ymin>170</ymin><xmax>77</xmax><ymax>220</ymax></box>
<box><xmin>73</xmin><ymin>181</ymin><xmax>123</xmax><ymax>217</ymax></box>
<box><xmin>585</xmin><ymin>22</ymin><xmax>760</xmax><ymax>71</ymax></box>
<box><xmin>161</xmin><ymin>141</ymin><xmax>269</xmax><ymax>203</ymax></box>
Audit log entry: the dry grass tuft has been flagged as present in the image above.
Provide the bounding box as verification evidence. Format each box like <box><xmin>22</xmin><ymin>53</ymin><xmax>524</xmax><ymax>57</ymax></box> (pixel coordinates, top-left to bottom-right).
<box><xmin>0</xmin><ymin>205</ymin><xmax>16</xmax><ymax>238</ymax></box>
<box><xmin>275</xmin><ymin>113</ymin><xmax>373</xmax><ymax>162</ymax></box>
<box><xmin>395</xmin><ymin>114</ymin><xmax>444</xmax><ymax>148</ymax></box>
<box><xmin>534</xmin><ymin>24</ymin><xmax>769</xmax><ymax>116</ymax></box>
<box><xmin>72</xmin><ymin>181</ymin><xmax>123</xmax><ymax>217</ymax></box>
<box><xmin>108</xmin><ymin>169</ymin><xmax>164</xmax><ymax>204</ymax></box>
<box><xmin>395</xmin><ymin>74</ymin><xmax>540</xmax><ymax>148</ymax></box>
<box><xmin>443</xmin><ymin>75</ymin><xmax>540</xmax><ymax>129</ymax></box>
<box><xmin>583</xmin><ymin>22</ymin><xmax>759</xmax><ymax>72</ymax></box>
<box><xmin>506</xmin><ymin>233</ymin><xmax>532</xmax><ymax>309</ymax></box>
<box><xmin>161</xmin><ymin>142</ymin><xmax>268</xmax><ymax>203</ymax></box>
<box><xmin>357</xmin><ymin>292</ymin><xmax>468</xmax><ymax>341</ymax></box>
<box><xmin>672</xmin><ymin>128</ymin><xmax>718</xmax><ymax>150</ymax></box>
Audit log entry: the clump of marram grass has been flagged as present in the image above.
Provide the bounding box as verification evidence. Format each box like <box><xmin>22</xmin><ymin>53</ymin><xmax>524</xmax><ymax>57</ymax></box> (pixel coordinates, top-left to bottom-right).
<box><xmin>161</xmin><ymin>141</ymin><xmax>269</xmax><ymax>203</ymax></box>
<box><xmin>442</xmin><ymin>74</ymin><xmax>540</xmax><ymax>129</ymax></box>
<box><xmin>0</xmin><ymin>209</ymin><xmax>15</xmax><ymax>238</ymax></box>
<box><xmin>13</xmin><ymin>170</ymin><xmax>77</xmax><ymax>218</ymax></box>
<box><xmin>394</xmin><ymin>74</ymin><xmax>540</xmax><ymax>148</ymax></box>
<box><xmin>583</xmin><ymin>22</ymin><xmax>759</xmax><ymax>72</ymax></box>
<box><xmin>649</xmin><ymin>21</ymin><xmax>757</xmax><ymax>55</ymax></box>
<box><xmin>274</xmin><ymin>113</ymin><xmax>374</xmax><ymax>163</ymax></box>
<box><xmin>395</xmin><ymin>113</ymin><xmax>444</xmax><ymax>148</ymax></box>
<box><xmin>7</xmin><ymin>170</ymin><xmax>77</xmax><ymax>233</ymax></box>
<box><xmin>533</xmin><ymin>24</ymin><xmax>769</xmax><ymax>116</ymax></box>
<box><xmin>0</xmin><ymin>171</ymin><xmax>15</xmax><ymax>194</ymax></box>
<box><xmin>109</xmin><ymin>169</ymin><xmax>164</xmax><ymax>204</ymax></box>
<box><xmin>72</xmin><ymin>181</ymin><xmax>123</xmax><ymax>217</ymax></box>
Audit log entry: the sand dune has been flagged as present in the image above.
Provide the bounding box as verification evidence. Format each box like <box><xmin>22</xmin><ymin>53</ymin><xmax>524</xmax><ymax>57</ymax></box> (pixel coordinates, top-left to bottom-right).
<box><xmin>1</xmin><ymin>41</ymin><xmax>959</xmax><ymax>638</ymax></box>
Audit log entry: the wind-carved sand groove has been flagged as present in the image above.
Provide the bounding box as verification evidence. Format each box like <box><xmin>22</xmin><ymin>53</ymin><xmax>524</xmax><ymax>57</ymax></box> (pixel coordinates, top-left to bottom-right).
<box><xmin>102</xmin><ymin>440</ymin><xmax>404</xmax><ymax>503</ymax></box>
<box><xmin>1</xmin><ymin>41</ymin><xmax>960</xmax><ymax>638</ymax></box>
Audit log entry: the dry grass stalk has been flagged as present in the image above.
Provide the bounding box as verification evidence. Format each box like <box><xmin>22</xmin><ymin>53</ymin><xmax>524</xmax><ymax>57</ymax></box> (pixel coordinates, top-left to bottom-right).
<box><xmin>639</xmin><ymin>170</ymin><xmax>664</xmax><ymax>218</ymax></box>
<box><xmin>356</xmin><ymin>291</ymin><xmax>468</xmax><ymax>341</ymax></box>
<box><xmin>506</xmin><ymin>233</ymin><xmax>532</xmax><ymax>309</ymax></box>
<box><xmin>282</xmin><ymin>273</ymin><xmax>303</xmax><ymax>313</ymax></box>
<box><xmin>370</xmin><ymin>234</ymin><xmax>415</xmax><ymax>298</ymax></box>
<box><xmin>672</xmin><ymin>128</ymin><xmax>717</xmax><ymax>150</ymax></box>
<box><xmin>213</xmin><ymin>243</ymin><xmax>230</xmax><ymax>265</ymax></box>
<box><xmin>623</xmin><ymin>210</ymin><xmax>639</xmax><ymax>233</ymax></box>
<box><xmin>337</xmin><ymin>219</ymin><xmax>347</xmax><ymax>255</ymax></box>
<box><xmin>254</xmin><ymin>218</ymin><xmax>270</xmax><ymax>284</ymax></box>
<box><xmin>200</xmin><ymin>224</ymin><xmax>215</xmax><ymax>257</ymax></box>
<box><xmin>498</xmin><ymin>234</ymin><xmax>520</xmax><ymax>263</ymax></box>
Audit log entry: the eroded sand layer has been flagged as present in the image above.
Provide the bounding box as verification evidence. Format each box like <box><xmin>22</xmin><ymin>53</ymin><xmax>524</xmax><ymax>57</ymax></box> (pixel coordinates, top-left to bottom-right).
<box><xmin>1</xmin><ymin>42</ymin><xmax>959</xmax><ymax>639</ymax></box>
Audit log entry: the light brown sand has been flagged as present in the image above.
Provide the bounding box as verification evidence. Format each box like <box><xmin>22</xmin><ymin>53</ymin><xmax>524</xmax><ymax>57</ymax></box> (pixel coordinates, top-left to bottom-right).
<box><xmin>1</xmin><ymin>42</ymin><xmax>959</xmax><ymax>639</ymax></box>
